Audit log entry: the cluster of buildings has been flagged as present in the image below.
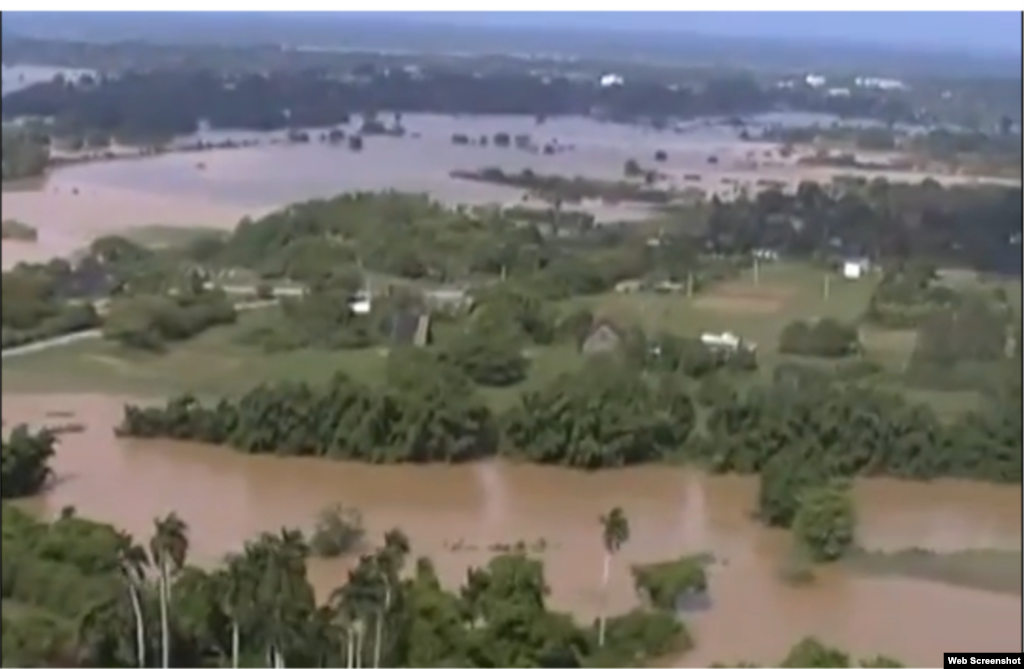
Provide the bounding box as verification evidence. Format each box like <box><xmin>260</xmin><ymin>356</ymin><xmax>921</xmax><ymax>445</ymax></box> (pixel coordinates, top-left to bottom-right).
<box><xmin>774</xmin><ymin>73</ymin><xmax>908</xmax><ymax>98</ymax></box>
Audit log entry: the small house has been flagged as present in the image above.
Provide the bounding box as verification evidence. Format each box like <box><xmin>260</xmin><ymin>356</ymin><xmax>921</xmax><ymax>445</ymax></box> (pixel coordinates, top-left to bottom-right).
<box><xmin>580</xmin><ymin>320</ymin><xmax>624</xmax><ymax>355</ymax></box>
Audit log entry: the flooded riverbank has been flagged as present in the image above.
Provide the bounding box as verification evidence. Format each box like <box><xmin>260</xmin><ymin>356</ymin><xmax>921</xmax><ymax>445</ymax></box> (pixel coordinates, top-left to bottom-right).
<box><xmin>3</xmin><ymin>392</ymin><xmax>1020</xmax><ymax>665</ymax></box>
<box><xmin>4</xmin><ymin>111</ymin><xmax>1015</xmax><ymax>271</ymax></box>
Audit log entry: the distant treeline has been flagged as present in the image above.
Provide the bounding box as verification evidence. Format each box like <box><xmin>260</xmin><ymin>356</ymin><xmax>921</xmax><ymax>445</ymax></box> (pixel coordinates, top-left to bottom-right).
<box><xmin>4</xmin><ymin>66</ymin><xmax>919</xmax><ymax>141</ymax></box>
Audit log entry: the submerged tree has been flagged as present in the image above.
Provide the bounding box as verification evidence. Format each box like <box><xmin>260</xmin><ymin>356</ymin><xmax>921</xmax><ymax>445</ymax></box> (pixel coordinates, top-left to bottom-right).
<box><xmin>598</xmin><ymin>507</ymin><xmax>630</xmax><ymax>647</ymax></box>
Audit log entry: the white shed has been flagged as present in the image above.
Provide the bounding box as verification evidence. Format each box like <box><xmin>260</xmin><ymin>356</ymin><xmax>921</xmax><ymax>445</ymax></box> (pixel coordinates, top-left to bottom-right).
<box><xmin>842</xmin><ymin>258</ymin><xmax>870</xmax><ymax>280</ymax></box>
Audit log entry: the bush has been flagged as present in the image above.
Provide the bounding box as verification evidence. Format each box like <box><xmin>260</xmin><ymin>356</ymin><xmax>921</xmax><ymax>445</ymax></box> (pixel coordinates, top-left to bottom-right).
<box><xmin>1</xmin><ymin>426</ymin><xmax>57</xmax><ymax>499</ymax></box>
<box><xmin>103</xmin><ymin>288</ymin><xmax>236</xmax><ymax>351</ymax></box>
<box><xmin>309</xmin><ymin>504</ymin><xmax>365</xmax><ymax>558</ymax></box>
<box><xmin>630</xmin><ymin>554</ymin><xmax>709</xmax><ymax>611</ymax></box>
<box><xmin>779</xmin><ymin>318</ymin><xmax>859</xmax><ymax>358</ymax></box>
<box><xmin>441</xmin><ymin>314</ymin><xmax>529</xmax><ymax>387</ymax></box>
<box><xmin>792</xmin><ymin>482</ymin><xmax>856</xmax><ymax>562</ymax></box>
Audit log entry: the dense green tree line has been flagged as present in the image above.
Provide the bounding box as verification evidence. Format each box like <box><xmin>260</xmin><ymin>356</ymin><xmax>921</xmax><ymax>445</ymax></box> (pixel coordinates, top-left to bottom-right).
<box><xmin>2</xmin><ymin>61</ymin><xmax>923</xmax><ymax>139</ymax></box>
<box><xmin>502</xmin><ymin>358</ymin><xmax>696</xmax><ymax>468</ymax></box>
<box><xmin>1</xmin><ymin>425</ymin><xmax>57</xmax><ymax>499</ymax></box>
<box><xmin>705</xmin><ymin>180</ymin><xmax>1020</xmax><ymax>274</ymax></box>
<box><xmin>709</xmin><ymin>369</ymin><xmax>1021</xmax><ymax>483</ymax></box>
<box><xmin>117</xmin><ymin>367</ymin><xmax>499</xmax><ymax>464</ymax></box>
<box><xmin>116</xmin><ymin>344</ymin><xmax>1019</xmax><ymax>485</ymax></box>
<box><xmin>1</xmin><ymin>262</ymin><xmax>102</xmax><ymax>350</ymax></box>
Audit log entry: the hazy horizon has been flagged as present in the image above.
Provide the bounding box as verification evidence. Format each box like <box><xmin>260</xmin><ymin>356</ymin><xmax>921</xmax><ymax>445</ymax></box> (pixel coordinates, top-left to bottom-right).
<box><xmin>3</xmin><ymin>11</ymin><xmax>1021</xmax><ymax>64</ymax></box>
<box><xmin>379</xmin><ymin>11</ymin><xmax>1023</xmax><ymax>57</ymax></box>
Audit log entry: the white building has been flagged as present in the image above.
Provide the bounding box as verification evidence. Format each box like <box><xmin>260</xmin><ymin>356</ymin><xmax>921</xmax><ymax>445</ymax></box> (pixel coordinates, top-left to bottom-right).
<box><xmin>854</xmin><ymin>76</ymin><xmax>907</xmax><ymax>91</ymax></box>
<box><xmin>700</xmin><ymin>331</ymin><xmax>754</xmax><ymax>352</ymax></box>
<box><xmin>805</xmin><ymin>74</ymin><xmax>827</xmax><ymax>88</ymax></box>
<box><xmin>842</xmin><ymin>257</ymin><xmax>871</xmax><ymax>280</ymax></box>
<box><xmin>599</xmin><ymin>73</ymin><xmax>624</xmax><ymax>88</ymax></box>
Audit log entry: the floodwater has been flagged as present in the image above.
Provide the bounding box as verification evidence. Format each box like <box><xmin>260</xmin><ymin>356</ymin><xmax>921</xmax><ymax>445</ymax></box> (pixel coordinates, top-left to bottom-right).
<box><xmin>33</xmin><ymin>114</ymin><xmax>774</xmax><ymax>209</ymax></box>
<box><xmin>4</xmin><ymin>108</ymin><xmax>1010</xmax><ymax>269</ymax></box>
<box><xmin>4</xmin><ymin>393</ymin><xmax>1021</xmax><ymax>666</ymax></box>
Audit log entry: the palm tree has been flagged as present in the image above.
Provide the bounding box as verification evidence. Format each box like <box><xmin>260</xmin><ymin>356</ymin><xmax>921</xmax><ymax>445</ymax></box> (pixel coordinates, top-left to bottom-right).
<box><xmin>372</xmin><ymin>529</ymin><xmax>410</xmax><ymax>669</ymax></box>
<box><xmin>115</xmin><ymin>530</ymin><xmax>151</xmax><ymax>668</ymax></box>
<box><xmin>597</xmin><ymin>506</ymin><xmax>630</xmax><ymax>648</ymax></box>
<box><xmin>219</xmin><ymin>553</ymin><xmax>250</xmax><ymax>669</ymax></box>
<box><xmin>352</xmin><ymin>618</ymin><xmax>366</xmax><ymax>669</ymax></box>
<box><xmin>76</xmin><ymin>595</ymin><xmax>135</xmax><ymax>667</ymax></box>
<box><xmin>328</xmin><ymin>587</ymin><xmax>357</xmax><ymax>669</ymax></box>
<box><xmin>257</xmin><ymin>528</ymin><xmax>311</xmax><ymax>669</ymax></box>
<box><xmin>149</xmin><ymin>513</ymin><xmax>190</xmax><ymax>669</ymax></box>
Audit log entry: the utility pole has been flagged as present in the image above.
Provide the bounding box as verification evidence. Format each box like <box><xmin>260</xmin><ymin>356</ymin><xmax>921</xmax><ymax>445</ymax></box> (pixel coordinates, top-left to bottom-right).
<box><xmin>823</xmin><ymin>272</ymin><xmax>831</xmax><ymax>302</ymax></box>
<box><xmin>753</xmin><ymin>256</ymin><xmax>760</xmax><ymax>286</ymax></box>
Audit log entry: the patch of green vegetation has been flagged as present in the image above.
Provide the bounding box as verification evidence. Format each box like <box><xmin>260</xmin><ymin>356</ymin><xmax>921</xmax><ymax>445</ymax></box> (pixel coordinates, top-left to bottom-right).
<box><xmin>631</xmin><ymin>554</ymin><xmax>712</xmax><ymax>611</ymax></box>
<box><xmin>842</xmin><ymin>547</ymin><xmax>1022</xmax><ymax>595</ymax></box>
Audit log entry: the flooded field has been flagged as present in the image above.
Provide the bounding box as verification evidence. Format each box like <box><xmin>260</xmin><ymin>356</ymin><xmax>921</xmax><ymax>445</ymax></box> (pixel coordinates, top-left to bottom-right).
<box><xmin>4</xmin><ymin>393</ymin><xmax>1021</xmax><ymax>666</ymax></box>
<box><xmin>3</xmin><ymin>106</ymin><xmax>1012</xmax><ymax>269</ymax></box>
<box><xmin>4</xmin><ymin>65</ymin><xmax>1022</xmax><ymax>665</ymax></box>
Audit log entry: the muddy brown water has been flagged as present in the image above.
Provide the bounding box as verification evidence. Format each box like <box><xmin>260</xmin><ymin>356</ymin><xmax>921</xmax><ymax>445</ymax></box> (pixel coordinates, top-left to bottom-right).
<box><xmin>4</xmin><ymin>393</ymin><xmax>1021</xmax><ymax>665</ymax></box>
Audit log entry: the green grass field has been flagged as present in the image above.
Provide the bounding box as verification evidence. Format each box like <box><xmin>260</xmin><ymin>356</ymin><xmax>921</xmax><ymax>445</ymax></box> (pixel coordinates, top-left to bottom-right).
<box><xmin>569</xmin><ymin>262</ymin><xmax>914</xmax><ymax>373</ymax></box>
<box><xmin>0</xmin><ymin>262</ymin><xmax>1003</xmax><ymax>417</ymax></box>
<box><xmin>1</xmin><ymin>304</ymin><xmax>586</xmax><ymax>409</ymax></box>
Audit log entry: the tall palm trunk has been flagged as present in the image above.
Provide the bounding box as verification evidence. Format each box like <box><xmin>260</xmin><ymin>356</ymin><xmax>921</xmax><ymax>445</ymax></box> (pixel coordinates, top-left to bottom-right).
<box><xmin>346</xmin><ymin>631</ymin><xmax>355</xmax><ymax>669</ymax></box>
<box><xmin>598</xmin><ymin>551</ymin><xmax>611</xmax><ymax>647</ymax></box>
<box><xmin>230</xmin><ymin>621</ymin><xmax>240</xmax><ymax>669</ymax></box>
<box><xmin>355</xmin><ymin>625</ymin><xmax>364</xmax><ymax>669</ymax></box>
<box><xmin>127</xmin><ymin>582</ymin><xmax>147</xmax><ymax>668</ymax></box>
<box><xmin>372</xmin><ymin>614</ymin><xmax>382</xmax><ymax>669</ymax></box>
<box><xmin>372</xmin><ymin>588</ymin><xmax>389</xmax><ymax>669</ymax></box>
<box><xmin>159</xmin><ymin>560</ymin><xmax>171</xmax><ymax>668</ymax></box>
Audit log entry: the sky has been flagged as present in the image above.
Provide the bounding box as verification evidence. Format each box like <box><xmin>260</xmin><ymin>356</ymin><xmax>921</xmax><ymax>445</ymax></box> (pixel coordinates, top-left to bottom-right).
<box><xmin>4</xmin><ymin>11</ymin><xmax>1021</xmax><ymax>59</ymax></box>
<box><xmin>398</xmin><ymin>12</ymin><xmax>1022</xmax><ymax>57</ymax></box>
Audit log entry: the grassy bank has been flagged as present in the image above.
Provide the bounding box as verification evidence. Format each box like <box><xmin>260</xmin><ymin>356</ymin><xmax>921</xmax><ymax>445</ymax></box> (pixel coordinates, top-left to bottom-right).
<box><xmin>843</xmin><ymin>547</ymin><xmax>1022</xmax><ymax>596</ymax></box>
<box><xmin>1</xmin><ymin>261</ymin><xmax>999</xmax><ymax>418</ymax></box>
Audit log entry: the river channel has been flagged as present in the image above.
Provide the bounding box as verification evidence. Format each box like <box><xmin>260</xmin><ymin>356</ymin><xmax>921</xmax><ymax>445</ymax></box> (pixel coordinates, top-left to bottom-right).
<box><xmin>4</xmin><ymin>393</ymin><xmax>1021</xmax><ymax>666</ymax></box>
